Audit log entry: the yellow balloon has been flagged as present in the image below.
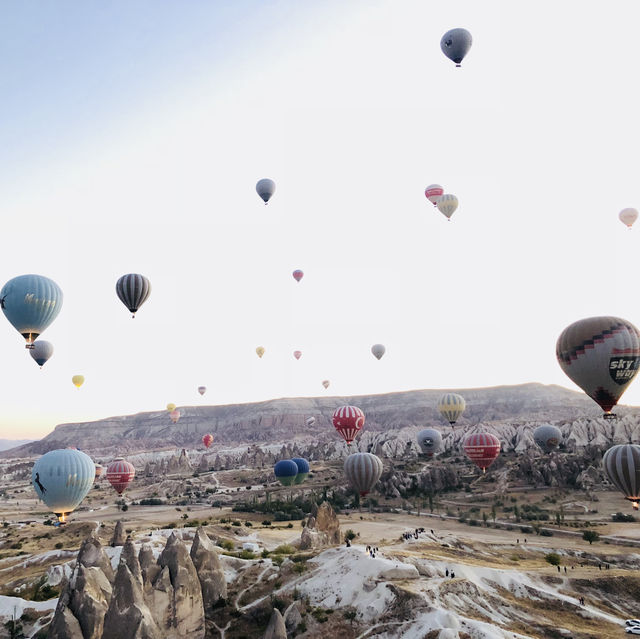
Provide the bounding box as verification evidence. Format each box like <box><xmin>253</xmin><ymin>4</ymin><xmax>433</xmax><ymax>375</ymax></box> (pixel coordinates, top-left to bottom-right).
<box><xmin>256</xmin><ymin>346</ymin><xmax>265</xmax><ymax>359</ymax></box>
<box><xmin>72</xmin><ymin>375</ymin><xmax>85</xmax><ymax>389</ymax></box>
<box><xmin>166</xmin><ymin>403</ymin><xmax>176</xmax><ymax>412</ymax></box>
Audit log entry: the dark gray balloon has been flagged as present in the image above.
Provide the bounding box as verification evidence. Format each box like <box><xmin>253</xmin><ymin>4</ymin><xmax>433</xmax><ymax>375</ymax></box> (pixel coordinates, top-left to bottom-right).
<box><xmin>603</xmin><ymin>444</ymin><xmax>640</xmax><ymax>508</ymax></box>
<box><xmin>417</xmin><ymin>428</ymin><xmax>443</xmax><ymax>457</ymax></box>
<box><xmin>533</xmin><ymin>424</ymin><xmax>562</xmax><ymax>454</ymax></box>
<box><xmin>440</xmin><ymin>28</ymin><xmax>472</xmax><ymax>67</ymax></box>
<box><xmin>344</xmin><ymin>452</ymin><xmax>383</xmax><ymax>496</ymax></box>
<box><xmin>256</xmin><ymin>178</ymin><xmax>276</xmax><ymax>204</ymax></box>
<box><xmin>116</xmin><ymin>274</ymin><xmax>151</xmax><ymax>317</ymax></box>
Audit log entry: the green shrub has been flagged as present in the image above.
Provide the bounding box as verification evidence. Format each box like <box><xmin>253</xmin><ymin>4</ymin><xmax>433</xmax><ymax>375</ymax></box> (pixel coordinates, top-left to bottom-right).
<box><xmin>545</xmin><ymin>553</ymin><xmax>561</xmax><ymax>566</ymax></box>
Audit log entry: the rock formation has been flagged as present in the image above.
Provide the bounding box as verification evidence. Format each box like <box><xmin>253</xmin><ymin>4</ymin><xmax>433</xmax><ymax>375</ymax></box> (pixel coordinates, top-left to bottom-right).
<box><xmin>300</xmin><ymin>501</ymin><xmax>341</xmax><ymax>550</ymax></box>
<box><xmin>77</xmin><ymin>534</ymin><xmax>114</xmax><ymax>582</ymax></box>
<box><xmin>110</xmin><ymin>520</ymin><xmax>126</xmax><ymax>547</ymax></box>
<box><xmin>189</xmin><ymin>527</ymin><xmax>227</xmax><ymax>616</ymax></box>
<box><xmin>263</xmin><ymin>608</ymin><xmax>287</xmax><ymax>639</ymax></box>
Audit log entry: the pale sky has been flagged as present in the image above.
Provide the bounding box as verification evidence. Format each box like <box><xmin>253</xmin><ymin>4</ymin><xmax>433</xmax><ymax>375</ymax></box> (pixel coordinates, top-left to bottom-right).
<box><xmin>2</xmin><ymin>1</ymin><xmax>640</xmax><ymax>439</ymax></box>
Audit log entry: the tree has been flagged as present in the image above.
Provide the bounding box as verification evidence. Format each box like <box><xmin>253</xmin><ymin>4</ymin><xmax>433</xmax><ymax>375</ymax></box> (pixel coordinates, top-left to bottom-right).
<box><xmin>513</xmin><ymin>504</ymin><xmax>520</xmax><ymax>521</ymax></box>
<box><xmin>343</xmin><ymin>610</ymin><xmax>357</xmax><ymax>626</ymax></box>
<box><xmin>545</xmin><ymin>553</ymin><xmax>561</xmax><ymax>566</ymax></box>
<box><xmin>345</xmin><ymin>529</ymin><xmax>356</xmax><ymax>541</ymax></box>
<box><xmin>582</xmin><ymin>530</ymin><xmax>600</xmax><ymax>545</ymax></box>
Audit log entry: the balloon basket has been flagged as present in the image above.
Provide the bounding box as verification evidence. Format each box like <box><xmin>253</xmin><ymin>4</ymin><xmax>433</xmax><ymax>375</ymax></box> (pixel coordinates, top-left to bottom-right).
<box><xmin>603</xmin><ymin>413</ymin><xmax>617</xmax><ymax>420</ymax></box>
<box><xmin>25</xmin><ymin>344</ymin><xmax>35</xmax><ymax>350</ymax></box>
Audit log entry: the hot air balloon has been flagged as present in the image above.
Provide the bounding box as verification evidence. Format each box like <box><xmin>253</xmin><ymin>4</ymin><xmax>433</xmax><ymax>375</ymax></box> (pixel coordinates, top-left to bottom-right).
<box><xmin>437</xmin><ymin>194</ymin><xmax>458</xmax><ymax>220</ymax></box>
<box><xmin>344</xmin><ymin>452</ymin><xmax>383</xmax><ymax>497</ymax></box>
<box><xmin>72</xmin><ymin>375</ymin><xmax>84</xmax><ymax>389</ymax></box>
<box><xmin>116</xmin><ymin>273</ymin><xmax>151</xmax><ymax>318</ymax></box>
<box><xmin>603</xmin><ymin>444</ymin><xmax>640</xmax><ymax>509</ymax></box>
<box><xmin>256</xmin><ymin>178</ymin><xmax>276</xmax><ymax>204</ymax></box>
<box><xmin>371</xmin><ymin>344</ymin><xmax>386</xmax><ymax>360</ymax></box>
<box><xmin>293</xmin><ymin>350</ymin><xmax>302</xmax><ymax>360</ymax></box>
<box><xmin>533</xmin><ymin>424</ymin><xmax>562</xmax><ymax>454</ymax></box>
<box><xmin>256</xmin><ymin>346</ymin><xmax>265</xmax><ymax>359</ymax></box>
<box><xmin>94</xmin><ymin>464</ymin><xmax>104</xmax><ymax>480</ymax></box>
<box><xmin>332</xmin><ymin>405</ymin><xmax>365</xmax><ymax>444</ymax></box>
<box><xmin>425</xmin><ymin>184</ymin><xmax>444</xmax><ymax>206</ymax></box>
<box><xmin>441</xmin><ymin>28</ymin><xmax>472</xmax><ymax>67</ymax></box>
<box><xmin>32</xmin><ymin>449</ymin><xmax>95</xmax><ymax>523</ymax></box>
<box><xmin>556</xmin><ymin>316</ymin><xmax>640</xmax><ymax>417</ymax></box>
<box><xmin>0</xmin><ymin>274</ymin><xmax>63</xmax><ymax>348</ymax></box>
<box><xmin>166</xmin><ymin>403</ymin><xmax>176</xmax><ymax>412</ymax></box>
<box><xmin>198</xmin><ymin>386</ymin><xmax>206</xmax><ymax>396</ymax></box>
<box><xmin>463</xmin><ymin>433</ymin><xmax>500</xmax><ymax>473</ymax></box>
<box><xmin>170</xmin><ymin>409</ymin><xmax>181</xmax><ymax>424</ymax></box>
<box><xmin>322</xmin><ymin>380</ymin><xmax>330</xmax><ymax>389</ymax></box>
<box><xmin>437</xmin><ymin>393</ymin><xmax>466</xmax><ymax>426</ymax></box>
<box><xmin>292</xmin><ymin>269</ymin><xmax>304</xmax><ymax>282</ymax></box>
<box><xmin>305</xmin><ymin>416</ymin><xmax>316</xmax><ymax>427</ymax></box>
<box><xmin>106</xmin><ymin>458</ymin><xmax>135</xmax><ymax>495</ymax></box>
<box><xmin>274</xmin><ymin>460</ymin><xmax>298</xmax><ymax>486</ymax></box>
<box><xmin>417</xmin><ymin>428</ymin><xmax>443</xmax><ymax>458</ymax></box>
<box><xmin>30</xmin><ymin>340</ymin><xmax>54</xmax><ymax>368</ymax></box>
<box><xmin>619</xmin><ymin>208</ymin><xmax>638</xmax><ymax>229</ymax></box>
<box><xmin>202</xmin><ymin>433</ymin><xmax>214</xmax><ymax>448</ymax></box>
<box><xmin>292</xmin><ymin>457</ymin><xmax>310</xmax><ymax>484</ymax></box>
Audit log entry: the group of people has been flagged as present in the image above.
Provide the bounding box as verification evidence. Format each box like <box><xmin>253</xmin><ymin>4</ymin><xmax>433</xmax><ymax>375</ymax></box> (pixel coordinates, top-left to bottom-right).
<box><xmin>366</xmin><ymin>545</ymin><xmax>379</xmax><ymax>558</ymax></box>
<box><xmin>402</xmin><ymin>527</ymin><xmax>427</xmax><ymax>541</ymax></box>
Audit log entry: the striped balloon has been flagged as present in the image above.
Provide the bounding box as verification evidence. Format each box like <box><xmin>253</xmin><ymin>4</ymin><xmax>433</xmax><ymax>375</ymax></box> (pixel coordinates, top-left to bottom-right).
<box><xmin>106</xmin><ymin>458</ymin><xmax>135</xmax><ymax>495</ymax></box>
<box><xmin>344</xmin><ymin>452</ymin><xmax>383</xmax><ymax>496</ymax></box>
<box><xmin>436</xmin><ymin>194</ymin><xmax>459</xmax><ymax>220</ymax></box>
<box><xmin>116</xmin><ymin>273</ymin><xmax>151</xmax><ymax>318</ymax></box>
<box><xmin>293</xmin><ymin>350</ymin><xmax>302</xmax><ymax>360</ymax></box>
<box><xmin>292</xmin><ymin>269</ymin><xmax>304</xmax><ymax>282</ymax></box>
<box><xmin>0</xmin><ymin>274</ymin><xmax>63</xmax><ymax>347</ymax></box>
<box><xmin>556</xmin><ymin>316</ymin><xmax>640</xmax><ymax>416</ymax></box>
<box><xmin>32</xmin><ymin>449</ymin><xmax>95</xmax><ymax>522</ymax></box>
<box><xmin>603</xmin><ymin>444</ymin><xmax>640</xmax><ymax>509</ymax></box>
<box><xmin>463</xmin><ymin>433</ymin><xmax>500</xmax><ymax>473</ymax></box>
<box><xmin>332</xmin><ymin>405</ymin><xmax>365</xmax><ymax>444</ymax></box>
<box><xmin>424</xmin><ymin>184</ymin><xmax>444</xmax><ymax>206</ymax></box>
<box><xmin>437</xmin><ymin>393</ymin><xmax>466</xmax><ymax>426</ymax></box>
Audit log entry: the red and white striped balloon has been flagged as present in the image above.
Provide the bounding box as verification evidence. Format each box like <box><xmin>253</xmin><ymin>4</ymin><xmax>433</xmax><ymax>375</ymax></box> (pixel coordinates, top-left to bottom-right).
<box><xmin>106</xmin><ymin>458</ymin><xmax>135</xmax><ymax>495</ymax></box>
<box><xmin>332</xmin><ymin>405</ymin><xmax>365</xmax><ymax>444</ymax></box>
<box><xmin>293</xmin><ymin>350</ymin><xmax>302</xmax><ymax>360</ymax></box>
<box><xmin>463</xmin><ymin>433</ymin><xmax>500</xmax><ymax>473</ymax></box>
<box><xmin>424</xmin><ymin>184</ymin><xmax>444</xmax><ymax>206</ymax></box>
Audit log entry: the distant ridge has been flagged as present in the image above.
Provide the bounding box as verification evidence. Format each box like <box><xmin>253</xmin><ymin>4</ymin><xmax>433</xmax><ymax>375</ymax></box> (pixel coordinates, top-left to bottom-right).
<box><xmin>1</xmin><ymin>382</ymin><xmax>617</xmax><ymax>459</ymax></box>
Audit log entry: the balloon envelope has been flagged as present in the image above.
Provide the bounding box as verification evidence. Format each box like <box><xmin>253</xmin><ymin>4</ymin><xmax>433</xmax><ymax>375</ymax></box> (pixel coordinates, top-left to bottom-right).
<box><xmin>533</xmin><ymin>424</ymin><xmax>562</xmax><ymax>454</ymax></box>
<box><xmin>292</xmin><ymin>269</ymin><xmax>304</xmax><ymax>282</ymax></box>
<box><xmin>332</xmin><ymin>405</ymin><xmax>365</xmax><ymax>444</ymax></box>
<box><xmin>619</xmin><ymin>208</ymin><xmax>638</xmax><ymax>228</ymax></box>
<box><xmin>1</xmin><ymin>274</ymin><xmax>63</xmax><ymax>346</ymax></box>
<box><xmin>437</xmin><ymin>393</ymin><xmax>466</xmax><ymax>425</ymax></box>
<box><xmin>556</xmin><ymin>316</ymin><xmax>640</xmax><ymax>415</ymax></box>
<box><xmin>30</xmin><ymin>340</ymin><xmax>54</xmax><ymax>368</ymax></box>
<box><xmin>166</xmin><ymin>403</ymin><xmax>176</xmax><ymax>412</ymax></box>
<box><xmin>291</xmin><ymin>457</ymin><xmax>310</xmax><ymax>484</ymax></box>
<box><xmin>198</xmin><ymin>386</ymin><xmax>206</xmax><ymax>396</ymax></box>
<box><xmin>440</xmin><ymin>28</ymin><xmax>473</xmax><ymax>66</ymax></box>
<box><xmin>344</xmin><ymin>452</ymin><xmax>383</xmax><ymax>496</ymax></box>
<box><xmin>371</xmin><ymin>344</ymin><xmax>386</xmax><ymax>360</ymax></box>
<box><xmin>274</xmin><ymin>459</ymin><xmax>298</xmax><ymax>486</ymax></box>
<box><xmin>106</xmin><ymin>458</ymin><xmax>135</xmax><ymax>495</ymax></box>
<box><xmin>116</xmin><ymin>274</ymin><xmax>151</xmax><ymax>317</ymax></box>
<box><xmin>425</xmin><ymin>184</ymin><xmax>444</xmax><ymax>206</ymax></box>
<box><xmin>603</xmin><ymin>444</ymin><xmax>640</xmax><ymax>508</ymax></box>
<box><xmin>463</xmin><ymin>433</ymin><xmax>500</xmax><ymax>472</ymax></box>
<box><xmin>94</xmin><ymin>464</ymin><xmax>104</xmax><ymax>480</ymax></box>
<box><xmin>72</xmin><ymin>375</ymin><xmax>84</xmax><ymax>389</ymax></box>
<box><xmin>256</xmin><ymin>178</ymin><xmax>276</xmax><ymax>204</ymax></box>
<box><xmin>437</xmin><ymin>194</ymin><xmax>458</xmax><ymax>219</ymax></box>
<box><xmin>322</xmin><ymin>380</ymin><xmax>330</xmax><ymax>389</ymax></box>
<box><xmin>202</xmin><ymin>433</ymin><xmax>214</xmax><ymax>448</ymax></box>
<box><xmin>417</xmin><ymin>428</ymin><xmax>443</xmax><ymax>457</ymax></box>
<box><xmin>305</xmin><ymin>416</ymin><xmax>316</xmax><ymax>427</ymax></box>
<box><xmin>170</xmin><ymin>410</ymin><xmax>181</xmax><ymax>424</ymax></box>
<box><xmin>256</xmin><ymin>346</ymin><xmax>265</xmax><ymax>359</ymax></box>
<box><xmin>32</xmin><ymin>449</ymin><xmax>95</xmax><ymax>522</ymax></box>
<box><xmin>293</xmin><ymin>350</ymin><xmax>302</xmax><ymax>360</ymax></box>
